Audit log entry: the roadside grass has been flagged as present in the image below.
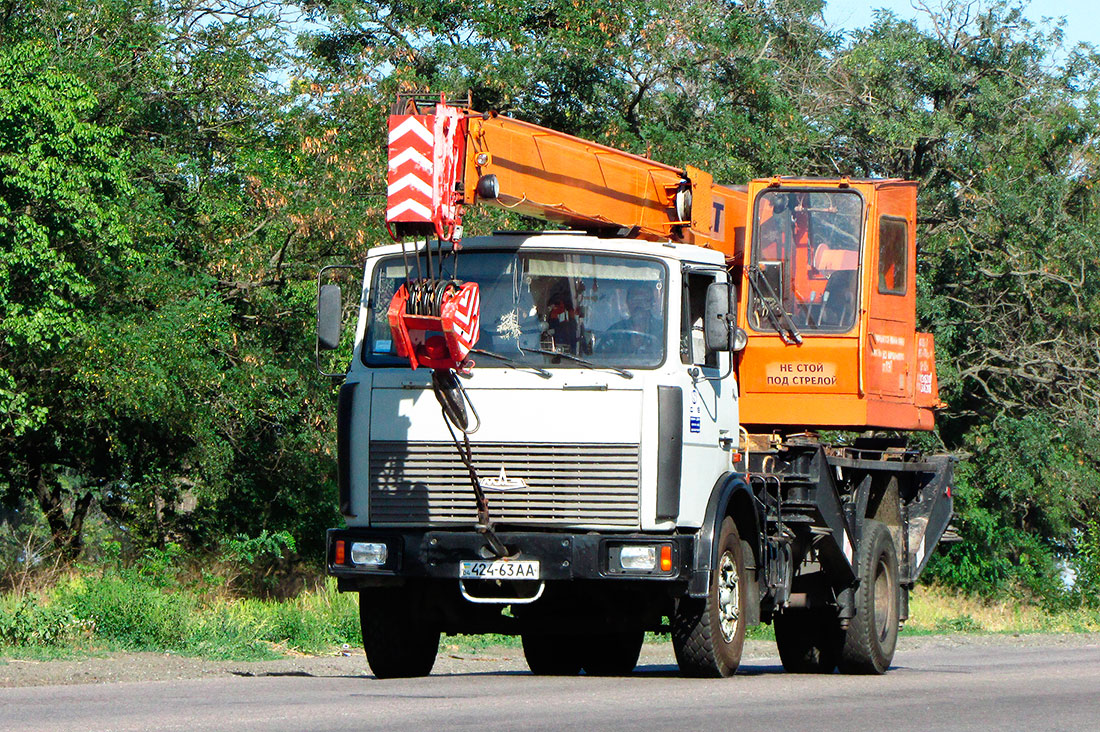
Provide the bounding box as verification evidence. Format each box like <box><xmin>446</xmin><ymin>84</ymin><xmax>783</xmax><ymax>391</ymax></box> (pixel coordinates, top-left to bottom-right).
<box><xmin>0</xmin><ymin>568</ymin><xmax>362</xmax><ymax>661</ymax></box>
<box><xmin>903</xmin><ymin>584</ymin><xmax>1100</xmax><ymax>635</ymax></box>
<box><xmin>2</xmin><ymin>570</ymin><xmax>1097</xmax><ymax>661</ymax></box>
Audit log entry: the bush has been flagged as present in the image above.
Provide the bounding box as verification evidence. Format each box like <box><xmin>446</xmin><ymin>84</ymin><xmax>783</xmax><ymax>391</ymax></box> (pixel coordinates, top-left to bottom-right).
<box><xmin>57</xmin><ymin>573</ymin><xmax>195</xmax><ymax>650</ymax></box>
<box><xmin>1070</xmin><ymin>520</ymin><xmax>1100</xmax><ymax>609</ymax></box>
<box><xmin>222</xmin><ymin>530</ymin><xmax>302</xmax><ymax>599</ymax></box>
<box><xmin>925</xmin><ymin>416</ymin><xmax>1100</xmax><ymax>608</ymax></box>
<box><xmin>0</xmin><ymin>596</ymin><xmax>89</xmax><ymax>647</ymax></box>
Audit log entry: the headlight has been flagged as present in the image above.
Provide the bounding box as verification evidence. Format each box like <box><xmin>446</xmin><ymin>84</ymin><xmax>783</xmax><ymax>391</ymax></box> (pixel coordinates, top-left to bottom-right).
<box><xmin>350</xmin><ymin>542</ymin><xmax>388</xmax><ymax>566</ymax></box>
<box><xmin>619</xmin><ymin>546</ymin><xmax>657</xmax><ymax>571</ymax></box>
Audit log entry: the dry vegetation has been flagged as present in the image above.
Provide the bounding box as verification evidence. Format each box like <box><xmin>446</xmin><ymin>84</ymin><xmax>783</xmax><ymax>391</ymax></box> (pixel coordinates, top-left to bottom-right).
<box><xmin>906</xmin><ymin>585</ymin><xmax>1100</xmax><ymax>635</ymax></box>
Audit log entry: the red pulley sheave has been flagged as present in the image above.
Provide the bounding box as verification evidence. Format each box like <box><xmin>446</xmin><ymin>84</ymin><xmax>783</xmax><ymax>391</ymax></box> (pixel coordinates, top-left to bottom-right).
<box><xmin>386</xmin><ymin>280</ymin><xmax>481</xmax><ymax>371</ymax></box>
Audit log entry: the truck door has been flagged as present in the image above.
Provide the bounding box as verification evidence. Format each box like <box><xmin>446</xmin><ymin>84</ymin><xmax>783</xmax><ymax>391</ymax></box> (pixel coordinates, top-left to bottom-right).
<box><xmin>674</xmin><ymin>269</ymin><xmax>737</xmax><ymax>523</ymax></box>
<box><xmin>864</xmin><ymin>184</ymin><xmax>917</xmax><ymax>401</ymax></box>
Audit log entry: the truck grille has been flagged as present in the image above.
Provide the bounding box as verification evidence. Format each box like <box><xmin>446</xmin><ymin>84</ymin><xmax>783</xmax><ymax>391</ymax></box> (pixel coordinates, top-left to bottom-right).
<box><xmin>368</xmin><ymin>441</ymin><xmax>640</xmax><ymax>529</ymax></box>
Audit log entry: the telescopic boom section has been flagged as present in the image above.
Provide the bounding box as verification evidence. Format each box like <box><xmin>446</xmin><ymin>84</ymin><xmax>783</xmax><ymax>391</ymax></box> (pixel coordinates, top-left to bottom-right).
<box><xmin>385</xmin><ymin>101</ymin><xmax>745</xmax><ymax>257</ymax></box>
<box><xmin>464</xmin><ymin>114</ymin><xmax>721</xmax><ymax>246</ymax></box>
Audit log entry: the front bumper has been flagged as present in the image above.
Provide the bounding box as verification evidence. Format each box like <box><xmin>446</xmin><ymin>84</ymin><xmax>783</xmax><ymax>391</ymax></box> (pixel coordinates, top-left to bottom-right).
<box><xmin>327</xmin><ymin>528</ymin><xmax>697</xmax><ymax>585</ymax></box>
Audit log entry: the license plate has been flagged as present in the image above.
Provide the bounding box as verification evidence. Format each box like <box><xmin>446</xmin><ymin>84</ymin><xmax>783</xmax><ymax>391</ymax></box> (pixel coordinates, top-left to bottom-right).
<box><xmin>459</xmin><ymin>560</ymin><xmax>540</xmax><ymax>580</ymax></box>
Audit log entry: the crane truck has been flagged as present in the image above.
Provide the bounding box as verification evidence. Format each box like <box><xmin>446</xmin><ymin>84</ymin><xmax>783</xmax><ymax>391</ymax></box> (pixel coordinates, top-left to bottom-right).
<box><xmin>317</xmin><ymin>95</ymin><xmax>955</xmax><ymax>679</ymax></box>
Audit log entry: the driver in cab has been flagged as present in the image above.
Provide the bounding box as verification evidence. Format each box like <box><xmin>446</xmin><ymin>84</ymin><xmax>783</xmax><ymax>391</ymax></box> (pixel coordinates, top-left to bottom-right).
<box><xmin>603</xmin><ymin>284</ymin><xmax>662</xmax><ymax>356</ymax></box>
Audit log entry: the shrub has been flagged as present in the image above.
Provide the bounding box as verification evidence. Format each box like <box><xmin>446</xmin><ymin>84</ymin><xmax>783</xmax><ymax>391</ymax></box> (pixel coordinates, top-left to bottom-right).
<box><xmin>0</xmin><ymin>596</ymin><xmax>89</xmax><ymax>646</ymax></box>
<box><xmin>1071</xmin><ymin>520</ymin><xmax>1100</xmax><ymax>609</ymax></box>
<box><xmin>57</xmin><ymin>574</ymin><xmax>195</xmax><ymax>650</ymax></box>
<box><xmin>222</xmin><ymin>530</ymin><xmax>301</xmax><ymax>599</ymax></box>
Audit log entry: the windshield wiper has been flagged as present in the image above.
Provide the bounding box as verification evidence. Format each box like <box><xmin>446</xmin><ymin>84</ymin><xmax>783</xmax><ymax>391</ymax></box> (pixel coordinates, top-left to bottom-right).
<box><xmin>518</xmin><ymin>346</ymin><xmax>634</xmax><ymax>379</ymax></box>
<box><xmin>470</xmin><ymin>348</ymin><xmax>552</xmax><ymax>378</ymax></box>
<box><xmin>746</xmin><ymin>268</ymin><xmax>803</xmax><ymax>345</ymax></box>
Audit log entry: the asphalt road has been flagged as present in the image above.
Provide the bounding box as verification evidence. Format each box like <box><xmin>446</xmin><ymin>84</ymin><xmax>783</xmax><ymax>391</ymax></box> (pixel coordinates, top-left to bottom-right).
<box><xmin>2</xmin><ymin>636</ymin><xmax>1098</xmax><ymax>732</ymax></box>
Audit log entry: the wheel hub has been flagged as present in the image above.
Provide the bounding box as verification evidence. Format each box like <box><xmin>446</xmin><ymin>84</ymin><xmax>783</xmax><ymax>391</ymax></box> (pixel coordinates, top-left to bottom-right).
<box><xmin>717</xmin><ymin>552</ymin><xmax>740</xmax><ymax>642</ymax></box>
<box><xmin>873</xmin><ymin>556</ymin><xmax>894</xmax><ymax>642</ymax></box>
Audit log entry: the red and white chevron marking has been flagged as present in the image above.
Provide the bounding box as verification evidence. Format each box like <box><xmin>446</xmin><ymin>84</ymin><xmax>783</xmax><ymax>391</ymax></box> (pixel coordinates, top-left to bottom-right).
<box><xmin>444</xmin><ymin>283</ymin><xmax>480</xmax><ymax>350</ymax></box>
<box><xmin>387</xmin><ymin>115</ymin><xmax>434</xmax><ymax>223</ymax></box>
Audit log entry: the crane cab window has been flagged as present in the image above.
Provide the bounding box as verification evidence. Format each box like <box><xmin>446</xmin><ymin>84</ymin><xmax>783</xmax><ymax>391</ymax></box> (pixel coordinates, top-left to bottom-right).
<box><xmin>878</xmin><ymin>217</ymin><xmax>908</xmax><ymax>295</ymax></box>
<box><xmin>749</xmin><ymin>189</ymin><xmax>863</xmax><ymax>334</ymax></box>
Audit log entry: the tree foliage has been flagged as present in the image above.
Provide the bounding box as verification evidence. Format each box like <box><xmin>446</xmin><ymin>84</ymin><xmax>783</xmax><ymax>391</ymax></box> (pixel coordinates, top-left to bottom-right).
<box><xmin>0</xmin><ymin>2</ymin><xmax>341</xmax><ymax>561</ymax></box>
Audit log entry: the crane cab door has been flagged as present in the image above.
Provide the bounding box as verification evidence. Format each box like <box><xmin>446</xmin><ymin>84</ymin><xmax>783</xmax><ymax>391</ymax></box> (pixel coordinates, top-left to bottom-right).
<box><xmin>863</xmin><ymin>183</ymin><xmax>918</xmax><ymax>402</ymax></box>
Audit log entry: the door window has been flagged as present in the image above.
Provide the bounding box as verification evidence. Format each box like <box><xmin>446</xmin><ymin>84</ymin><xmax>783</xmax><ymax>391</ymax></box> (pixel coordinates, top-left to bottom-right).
<box><xmin>681</xmin><ymin>272</ymin><xmax>719</xmax><ymax>369</ymax></box>
<box><xmin>878</xmin><ymin>217</ymin><xmax>907</xmax><ymax>295</ymax></box>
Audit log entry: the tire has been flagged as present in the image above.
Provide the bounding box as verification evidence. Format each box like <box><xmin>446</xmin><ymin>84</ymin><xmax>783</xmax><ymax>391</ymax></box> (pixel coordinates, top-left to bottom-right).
<box><xmin>521</xmin><ymin>632</ymin><xmax>583</xmax><ymax>675</ymax></box>
<box><xmin>359</xmin><ymin>587</ymin><xmax>440</xmax><ymax>679</ymax></box>
<box><xmin>672</xmin><ymin>516</ymin><xmax>747</xmax><ymax>678</ymax></box>
<box><xmin>580</xmin><ymin>630</ymin><xmax>645</xmax><ymax>676</ymax></box>
<box><xmin>839</xmin><ymin>519</ymin><xmax>900</xmax><ymax>674</ymax></box>
<box><xmin>774</xmin><ymin>608</ymin><xmax>844</xmax><ymax>673</ymax></box>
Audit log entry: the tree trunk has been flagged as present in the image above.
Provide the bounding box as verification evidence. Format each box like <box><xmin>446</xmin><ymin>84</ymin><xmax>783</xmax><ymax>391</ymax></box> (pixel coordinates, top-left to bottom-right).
<box><xmin>30</xmin><ymin>464</ymin><xmax>94</xmax><ymax>561</ymax></box>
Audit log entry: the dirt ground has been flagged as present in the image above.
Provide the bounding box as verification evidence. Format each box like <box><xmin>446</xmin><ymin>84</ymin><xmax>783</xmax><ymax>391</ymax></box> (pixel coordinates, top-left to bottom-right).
<box><xmin>1</xmin><ymin>633</ymin><xmax>1097</xmax><ymax>688</ymax></box>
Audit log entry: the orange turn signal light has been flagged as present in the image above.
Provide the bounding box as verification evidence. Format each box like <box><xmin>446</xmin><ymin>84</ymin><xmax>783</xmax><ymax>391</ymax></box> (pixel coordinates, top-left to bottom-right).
<box><xmin>660</xmin><ymin>545</ymin><xmax>672</xmax><ymax>572</ymax></box>
<box><xmin>334</xmin><ymin>540</ymin><xmax>346</xmax><ymax>565</ymax></box>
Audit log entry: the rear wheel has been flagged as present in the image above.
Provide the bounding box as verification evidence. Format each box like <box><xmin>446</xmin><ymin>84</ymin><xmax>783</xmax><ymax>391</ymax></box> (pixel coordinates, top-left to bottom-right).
<box><xmin>359</xmin><ymin>587</ymin><xmax>440</xmax><ymax>679</ymax></box>
<box><xmin>580</xmin><ymin>630</ymin><xmax>644</xmax><ymax>676</ymax></box>
<box><xmin>521</xmin><ymin>632</ymin><xmax>583</xmax><ymax>675</ymax></box>
<box><xmin>672</xmin><ymin>517</ymin><xmax>747</xmax><ymax>677</ymax></box>
<box><xmin>774</xmin><ymin>608</ymin><xmax>843</xmax><ymax>673</ymax></box>
<box><xmin>839</xmin><ymin>519</ymin><xmax>900</xmax><ymax>674</ymax></box>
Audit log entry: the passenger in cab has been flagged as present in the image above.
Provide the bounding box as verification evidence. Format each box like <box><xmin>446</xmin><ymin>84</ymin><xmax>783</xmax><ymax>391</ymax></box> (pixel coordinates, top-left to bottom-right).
<box><xmin>602</xmin><ymin>284</ymin><xmax>662</xmax><ymax>355</ymax></box>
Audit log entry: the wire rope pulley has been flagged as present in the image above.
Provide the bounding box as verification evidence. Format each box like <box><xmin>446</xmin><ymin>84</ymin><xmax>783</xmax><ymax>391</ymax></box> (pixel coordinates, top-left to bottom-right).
<box><xmin>387</xmin><ymin>278</ymin><xmax>480</xmax><ymax>371</ymax></box>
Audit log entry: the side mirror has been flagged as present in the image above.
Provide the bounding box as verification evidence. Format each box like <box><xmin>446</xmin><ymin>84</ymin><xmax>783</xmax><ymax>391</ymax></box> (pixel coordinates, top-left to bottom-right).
<box><xmin>317</xmin><ymin>284</ymin><xmax>343</xmax><ymax>351</ymax></box>
<box><xmin>704</xmin><ymin>281</ymin><xmax>748</xmax><ymax>354</ymax></box>
<box><xmin>704</xmin><ymin>281</ymin><xmax>734</xmax><ymax>352</ymax></box>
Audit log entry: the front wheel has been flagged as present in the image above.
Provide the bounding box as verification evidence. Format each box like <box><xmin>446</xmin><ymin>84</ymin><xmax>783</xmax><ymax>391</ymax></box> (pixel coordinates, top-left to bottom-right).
<box><xmin>774</xmin><ymin>608</ymin><xmax>844</xmax><ymax>673</ymax></box>
<box><xmin>580</xmin><ymin>630</ymin><xmax>645</xmax><ymax>676</ymax></box>
<box><xmin>360</xmin><ymin>587</ymin><xmax>440</xmax><ymax>679</ymax></box>
<box><xmin>839</xmin><ymin>519</ymin><xmax>900</xmax><ymax>674</ymax></box>
<box><xmin>672</xmin><ymin>517</ymin><xmax>747</xmax><ymax>677</ymax></box>
<box><xmin>521</xmin><ymin>632</ymin><xmax>583</xmax><ymax>675</ymax></box>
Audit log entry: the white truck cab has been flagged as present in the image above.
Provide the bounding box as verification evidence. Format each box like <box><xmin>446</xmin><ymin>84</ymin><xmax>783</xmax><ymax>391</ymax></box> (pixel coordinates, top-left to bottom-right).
<box><xmin>340</xmin><ymin>233</ymin><xmax>738</xmax><ymax>534</ymax></box>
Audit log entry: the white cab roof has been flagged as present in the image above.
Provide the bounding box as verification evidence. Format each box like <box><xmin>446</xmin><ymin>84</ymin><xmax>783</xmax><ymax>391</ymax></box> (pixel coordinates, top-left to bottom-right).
<box><xmin>365</xmin><ymin>232</ymin><xmax>727</xmax><ymax>267</ymax></box>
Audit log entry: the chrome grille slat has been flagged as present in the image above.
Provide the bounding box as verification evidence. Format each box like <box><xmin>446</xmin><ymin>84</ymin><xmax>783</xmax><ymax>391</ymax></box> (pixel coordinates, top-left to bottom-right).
<box><xmin>368</xmin><ymin>441</ymin><xmax>640</xmax><ymax>528</ymax></box>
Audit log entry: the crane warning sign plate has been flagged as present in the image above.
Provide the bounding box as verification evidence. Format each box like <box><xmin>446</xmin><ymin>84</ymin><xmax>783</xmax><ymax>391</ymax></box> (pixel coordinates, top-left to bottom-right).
<box><xmin>765</xmin><ymin>361</ymin><xmax>838</xmax><ymax>387</ymax></box>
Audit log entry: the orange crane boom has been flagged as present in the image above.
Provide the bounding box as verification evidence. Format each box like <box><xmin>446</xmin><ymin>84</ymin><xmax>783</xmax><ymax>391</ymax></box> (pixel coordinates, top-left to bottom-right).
<box><xmin>464</xmin><ymin>113</ymin><xmax>738</xmax><ymax>251</ymax></box>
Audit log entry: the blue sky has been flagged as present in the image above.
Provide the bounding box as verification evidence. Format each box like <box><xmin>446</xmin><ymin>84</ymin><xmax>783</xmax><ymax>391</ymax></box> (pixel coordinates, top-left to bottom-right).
<box><xmin>822</xmin><ymin>0</ymin><xmax>1099</xmax><ymax>50</ymax></box>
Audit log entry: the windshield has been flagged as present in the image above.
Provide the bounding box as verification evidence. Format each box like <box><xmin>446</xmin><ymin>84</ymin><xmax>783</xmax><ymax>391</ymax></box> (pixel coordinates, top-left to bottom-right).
<box><xmin>749</xmin><ymin>189</ymin><xmax>863</xmax><ymax>333</ymax></box>
<box><xmin>364</xmin><ymin>250</ymin><xmax>667</xmax><ymax>368</ymax></box>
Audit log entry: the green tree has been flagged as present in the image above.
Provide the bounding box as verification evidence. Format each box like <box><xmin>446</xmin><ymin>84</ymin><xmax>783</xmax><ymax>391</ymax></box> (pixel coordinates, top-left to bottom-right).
<box><xmin>817</xmin><ymin>1</ymin><xmax>1100</xmax><ymax>598</ymax></box>
<box><xmin>0</xmin><ymin>1</ymin><xmax>342</xmax><ymax>560</ymax></box>
<box><xmin>301</xmin><ymin>0</ymin><xmax>837</xmax><ymax>184</ymax></box>
<box><xmin>0</xmin><ymin>40</ymin><xmax>136</xmax><ymax>557</ymax></box>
